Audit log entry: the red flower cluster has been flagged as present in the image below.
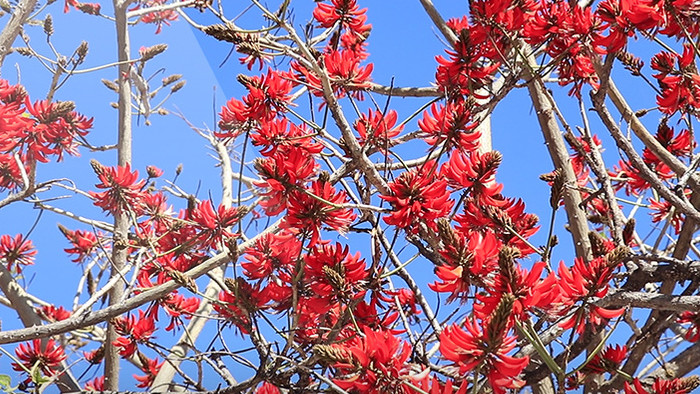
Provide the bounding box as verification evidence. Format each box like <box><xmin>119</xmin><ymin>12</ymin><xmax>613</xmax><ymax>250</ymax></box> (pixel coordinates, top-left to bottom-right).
<box><xmin>0</xmin><ymin>79</ymin><xmax>92</xmax><ymax>191</ymax></box>
<box><xmin>651</xmin><ymin>44</ymin><xmax>700</xmax><ymax>114</ymax></box>
<box><xmin>440</xmin><ymin>318</ymin><xmax>528</xmax><ymax>394</ymax></box>
<box><xmin>90</xmin><ymin>162</ymin><xmax>148</xmax><ymax>215</ymax></box>
<box><xmin>0</xmin><ymin>233</ymin><xmax>37</xmax><ymax>273</ymax></box>
<box><xmin>130</xmin><ymin>0</ymin><xmax>178</xmax><ymax>34</ymax></box>
<box><xmin>112</xmin><ymin>310</ymin><xmax>157</xmax><ymax>357</ymax></box>
<box><xmin>381</xmin><ymin>161</ymin><xmax>453</xmax><ymax>234</ymax></box>
<box><xmin>12</xmin><ymin>339</ymin><xmax>67</xmax><ymax>382</ymax></box>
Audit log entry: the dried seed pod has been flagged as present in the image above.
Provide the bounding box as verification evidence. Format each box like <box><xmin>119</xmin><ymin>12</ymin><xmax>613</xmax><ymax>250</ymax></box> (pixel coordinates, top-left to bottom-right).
<box><xmin>162</xmin><ymin>74</ymin><xmax>182</xmax><ymax>87</ymax></box>
<box><xmin>203</xmin><ymin>24</ymin><xmax>239</xmax><ymax>43</ymax></box>
<box><xmin>102</xmin><ymin>79</ymin><xmax>119</xmax><ymax>92</ymax></box>
<box><xmin>615</xmin><ymin>50</ymin><xmax>643</xmax><ymax>76</ymax></box>
<box><xmin>14</xmin><ymin>47</ymin><xmax>32</xmax><ymax>57</ymax></box>
<box><xmin>75</xmin><ymin>41</ymin><xmax>89</xmax><ymax>65</ymax></box>
<box><xmin>313</xmin><ymin>344</ymin><xmax>352</xmax><ymax>365</ymax></box>
<box><xmin>44</xmin><ymin>15</ymin><xmax>54</xmax><ymax>37</ymax></box>
<box><xmin>170</xmin><ymin>80</ymin><xmax>186</xmax><ymax>93</ymax></box>
<box><xmin>588</xmin><ymin>231</ymin><xmax>609</xmax><ymax>258</ymax></box>
<box><xmin>139</xmin><ymin>43</ymin><xmax>168</xmax><ymax>62</ymax></box>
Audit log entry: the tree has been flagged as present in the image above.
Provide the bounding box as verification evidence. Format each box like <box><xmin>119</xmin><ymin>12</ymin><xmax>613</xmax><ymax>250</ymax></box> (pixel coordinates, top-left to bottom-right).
<box><xmin>1</xmin><ymin>0</ymin><xmax>700</xmax><ymax>392</ymax></box>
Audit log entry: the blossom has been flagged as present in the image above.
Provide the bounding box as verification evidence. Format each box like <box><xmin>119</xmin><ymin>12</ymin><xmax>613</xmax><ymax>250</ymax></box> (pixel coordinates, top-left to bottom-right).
<box><xmin>293</xmin><ymin>49</ymin><xmax>373</xmax><ymax>100</ymax></box>
<box><xmin>58</xmin><ymin>225</ymin><xmax>100</xmax><ymax>263</ymax></box>
<box><xmin>84</xmin><ymin>376</ymin><xmax>104</xmax><ymax>391</ymax></box>
<box><xmin>678</xmin><ymin>311</ymin><xmax>700</xmax><ymax>342</ymax></box>
<box><xmin>241</xmin><ymin>69</ymin><xmax>295</xmax><ymax>122</ymax></box>
<box><xmin>254</xmin><ymin>147</ymin><xmax>319</xmax><ymax>216</ymax></box>
<box><xmin>38</xmin><ymin>305</ymin><xmax>71</xmax><ymax>322</ymax></box>
<box><xmin>556</xmin><ymin>257</ymin><xmax>624</xmax><ymax>333</ymax></box>
<box><xmin>134</xmin><ymin>356</ymin><xmax>163</xmax><ymax>388</ymax></box>
<box><xmin>313</xmin><ymin>0</ymin><xmax>371</xmax><ymax>35</ymax></box>
<box><xmin>160</xmin><ymin>292</ymin><xmax>200</xmax><ymax>331</ymax></box>
<box><xmin>624</xmin><ymin>377</ymin><xmax>700</xmax><ymax>394</ymax></box>
<box><xmin>251</xmin><ymin>118</ymin><xmax>323</xmax><ymax>156</ymax></box>
<box><xmin>217</xmin><ymin>97</ymin><xmax>250</xmax><ymax>138</ymax></box>
<box><xmin>0</xmin><ymin>233</ymin><xmax>37</xmax><ymax>273</ymax></box>
<box><xmin>381</xmin><ymin>161</ymin><xmax>453</xmax><ymax>234</ymax></box>
<box><xmin>112</xmin><ymin>310</ymin><xmax>157</xmax><ymax>357</ymax></box>
<box><xmin>133</xmin><ymin>0</ymin><xmax>178</xmax><ymax>34</ymax></box>
<box><xmin>189</xmin><ymin>200</ymin><xmax>241</xmax><ymax>247</ymax></box>
<box><xmin>89</xmin><ymin>162</ymin><xmax>148</xmax><ymax>215</ymax></box>
<box><xmin>649</xmin><ymin>196</ymin><xmax>684</xmax><ymax>234</ymax></box>
<box><xmin>435</xmin><ymin>25</ymin><xmax>500</xmax><ymax>99</ymax></box>
<box><xmin>582</xmin><ymin>344</ymin><xmax>627</xmax><ymax>375</ymax></box>
<box><xmin>328</xmin><ymin>327</ymin><xmax>420</xmax><ymax>393</ymax></box>
<box><xmin>430</xmin><ymin>230</ymin><xmax>500</xmax><ymax>302</ymax></box>
<box><xmin>241</xmin><ymin>231</ymin><xmax>300</xmax><ymax>309</ymax></box>
<box><xmin>441</xmin><ymin>150</ymin><xmax>503</xmax><ymax>206</ymax></box>
<box><xmin>354</xmin><ymin>108</ymin><xmax>402</xmax><ymax>151</ymax></box>
<box><xmin>255</xmin><ymin>382</ymin><xmax>281</xmax><ymax>394</ymax></box>
<box><xmin>440</xmin><ymin>319</ymin><xmax>528</xmax><ymax>394</ymax></box>
<box><xmin>305</xmin><ymin>242</ymin><xmax>367</xmax><ymax>302</ymax></box>
<box><xmin>283</xmin><ymin>179</ymin><xmax>356</xmax><ymax>246</ymax></box>
<box><xmin>651</xmin><ymin>44</ymin><xmax>700</xmax><ymax>115</ymax></box>
<box><xmin>418</xmin><ymin>101</ymin><xmax>480</xmax><ymax>152</ymax></box>
<box><xmin>0</xmin><ymin>152</ymin><xmax>25</xmax><ymax>190</ymax></box>
<box><xmin>12</xmin><ymin>339</ymin><xmax>67</xmax><ymax>381</ymax></box>
<box><xmin>476</xmin><ymin>258</ymin><xmax>560</xmax><ymax>323</ymax></box>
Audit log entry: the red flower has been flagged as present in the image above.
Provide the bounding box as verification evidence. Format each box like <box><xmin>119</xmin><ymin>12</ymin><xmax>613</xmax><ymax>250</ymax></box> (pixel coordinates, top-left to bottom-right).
<box><xmin>441</xmin><ymin>150</ymin><xmax>503</xmax><ymax>206</ymax></box>
<box><xmin>213</xmin><ymin>282</ymin><xmax>261</xmax><ymax>334</ymax></box>
<box><xmin>381</xmin><ymin>161</ymin><xmax>453</xmax><ymax>234</ymax></box>
<box><xmin>583</xmin><ymin>344</ymin><xmax>627</xmax><ymax>375</ymax></box>
<box><xmin>440</xmin><ymin>320</ymin><xmax>528</xmax><ymax>394</ymax></box>
<box><xmin>624</xmin><ymin>377</ymin><xmax>698</xmax><ymax>394</ymax></box>
<box><xmin>651</xmin><ymin>44</ymin><xmax>700</xmax><ymax>115</ymax></box>
<box><xmin>435</xmin><ymin>25</ymin><xmax>500</xmax><ymax>99</ymax></box>
<box><xmin>189</xmin><ymin>200</ymin><xmax>240</xmax><ymax>247</ymax></box>
<box><xmin>0</xmin><ymin>233</ymin><xmax>37</xmax><ymax>273</ymax></box>
<box><xmin>217</xmin><ymin>97</ymin><xmax>251</xmax><ymax>138</ymax></box>
<box><xmin>305</xmin><ymin>242</ymin><xmax>367</xmax><ymax>302</ymax></box>
<box><xmin>254</xmin><ymin>147</ymin><xmax>319</xmax><ymax>216</ymax></box>
<box><xmin>293</xmin><ymin>49</ymin><xmax>373</xmax><ymax>100</ymax></box>
<box><xmin>241</xmin><ymin>69</ymin><xmax>295</xmax><ymax>122</ymax></box>
<box><xmin>330</xmin><ymin>327</ymin><xmax>420</xmax><ymax>393</ymax></box>
<box><xmin>678</xmin><ymin>311</ymin><xmax>700</xmax><ymax>342</ymax></box>
<box><xmin>89</xmin><ymin>162</ymin><xmax>148</xmax><ymax>215</ymax></box>
<box><xmin>132</xmin><ymin>0</ymin><xmax>178</xmax><ymax>34</ymax></box>
<box><xmin>251</xmin><ymin>118</ymin><xmax>323</xmax><ymax>157</ymax></box>
<box><xmin>476</xmin><ymin>260</ymin><xmax>560</xmax><ymax>323</ymax></box>
<box><xmin>418</xmin><ymin>101</ymin><xmax>480</xmax><ymax>152</ymax></box>
<box><xmin>313</xmin><ymin>0</ymin><xmax>371</xmax><ymax>35</ymax></box>
<box><xmin>84</xmin><ymin>376</ymin><xmax>104</xmax><ymax>391</ymax></box>
<box><xmin>354</xmin><ymin>108</ymin><xmax>402</xmax><ymax>151</ymax></box>
<box><xmin>556</xmin><ymin>257</ymin><xmax>624</xmax><ymax>334</ymax></box>
<box><xmin>112</xmin><ymin>310</ymin><xmax>157</xmax><ymax>357</ymax></box>
<box><xmin>430</xmin><ymin>231</ymin><xmax>500</xmax><ymax>302</ymax></box>
<box><xmin>39</xmin><ymin>305</ymin><xmax>71</xmax><ymax>322</ymax></box>
<box><xmin>0</xmin><ymin>152</ymin><xmax>26</xmax><ymax>191</ymax></box>
<box><xmin>58</xmin><ymin>225</ymin><xmax>100</xmax><ymax>263</ymax></box>
<box><xmin>610</xmin><ymin>159</ymin><xmax>650</xmax><ymax>196</ymax></box>
<box><xmin>134</xmin><ymin>356</ymin><xmax>163</xmax><ymax>388</ymax></box>
<box><xmin>283</xmin><ymin>179</ymin><xmax>356</xmax><ymax>246</ymax></box>
<box><xmin>242</xmin><ymin>231</ymin><xmax>299</xmax><ymax>309</ymax></box>
<box><xmin>12</xmin><ymin>339</ymin><xmax>67</xmax><ymax>380</ymax></box>
<box><xmin>649</xmin><ymin>196</ymin><xmax>685</xmax><ymax>234</ymax></box>
<box><xmin>160</xmin><ymin>292</ymin><xmax>200</xmax><ymax>331</ymax></box>
<box><xmin>255</xmin><ymin>382</ymin><xmax>281</xmax><ymax>394</ymax></box>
